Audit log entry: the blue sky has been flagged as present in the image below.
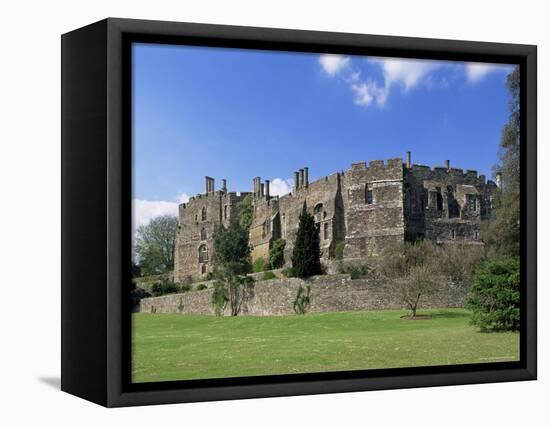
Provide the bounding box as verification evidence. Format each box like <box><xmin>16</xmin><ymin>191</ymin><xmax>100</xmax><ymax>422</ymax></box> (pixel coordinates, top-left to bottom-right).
<box><xmin>132</xmin><ymin>42</ymin><xmax>515</xmax><ymax>227</ymax></box>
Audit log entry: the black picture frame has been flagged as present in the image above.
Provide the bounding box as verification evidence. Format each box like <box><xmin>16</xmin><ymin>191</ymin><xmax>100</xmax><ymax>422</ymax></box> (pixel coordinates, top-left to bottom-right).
<box><xmin>61</xmin><ymin>17</ymin><xmax>537</xmax><ymax>407</ymax></box>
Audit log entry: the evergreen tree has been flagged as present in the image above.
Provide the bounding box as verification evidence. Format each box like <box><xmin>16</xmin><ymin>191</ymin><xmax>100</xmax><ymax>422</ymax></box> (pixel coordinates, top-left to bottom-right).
<box><xmin>291</xmin><ymin>205</ymin><xmax>322</xmax><ymax>278</ymax></box>
<box><xmin>483</xmin><ymin>67</ymin><xmax>520</xmax><ymax>257</ymax></box>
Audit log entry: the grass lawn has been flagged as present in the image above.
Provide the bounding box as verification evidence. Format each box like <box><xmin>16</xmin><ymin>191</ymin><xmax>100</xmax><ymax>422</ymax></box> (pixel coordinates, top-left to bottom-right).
<box><xmin>132</xmin><ymin>309</ymin><xmax>519</xmax><ymax>383</ymax></box>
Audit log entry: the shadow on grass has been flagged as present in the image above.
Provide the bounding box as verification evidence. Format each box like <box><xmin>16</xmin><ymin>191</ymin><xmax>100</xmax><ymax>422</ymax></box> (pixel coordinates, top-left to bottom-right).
<box><xmin>425</xmin><ymin>310</ymin><xmax>472</xmax><ymax>319</ymax></box>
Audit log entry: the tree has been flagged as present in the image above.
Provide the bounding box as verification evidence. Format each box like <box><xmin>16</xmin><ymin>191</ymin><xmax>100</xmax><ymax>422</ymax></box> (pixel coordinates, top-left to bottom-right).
<box><xmin>212</xmin><ymin>223</ymin><xmax>251</xmax><ymax>276</ymax></box>
<box><xmin>211</xmin><ymin>223</ymin><xmax>253</xmax><ymax>316</ymax></box>
<box><xmin>238</xmin><ymin>194</ymin><xmax>254</xmax><ymax>231</ymax></box>
<box><xmin>378</xmin><ymin>240</ymin><xmax>442</xmax><ymax>317</ymax></box>
<box><xmin>134</xmin><ymin>215</ymin><xmax>178</xmax><ymax>276</ymax></box>
<box><xmin>269</xmin><ymin>239</ymin><xmax>286</xmax><ymax>269</ymax></box>
<box><xmin>466</xmin><ymin>257</ymin><xmax>520</xmax><ymax>331</ymax></box>
<box><xmin>483</xmin><ymin>67</ymin><xmax>520</xmax><ymax>258</ymax></box>
<box><xmin>291</xmin><ymin>205</ymin><xmax>322</xmax><ymax>278</ymax></box>
<box><xmin>395</xmin><ymin>264</ymin><xmax>440</xmax><ymax>318</ymax></box>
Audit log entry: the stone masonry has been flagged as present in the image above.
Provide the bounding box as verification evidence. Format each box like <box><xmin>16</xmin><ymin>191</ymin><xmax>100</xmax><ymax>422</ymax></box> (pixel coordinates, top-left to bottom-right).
<box><xmin>139</xmin><ymin>274</ymin><xmax>468</xmax><ymax>316</ymax></box>
<box><xmin>173</xmin><ymin>153</ymin><xmax>500</xmax><ymax>282</ymax></box>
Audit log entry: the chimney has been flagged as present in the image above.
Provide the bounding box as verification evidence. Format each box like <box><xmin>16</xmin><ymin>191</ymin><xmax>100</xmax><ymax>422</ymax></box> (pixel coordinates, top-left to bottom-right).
<box><xmin>253</xmin><ymin>177</ymin><xmax>261</xmax><ymax>197</ymax></box>
<box><xmin>294</xmin><ymin>171</ymin><xmax>299</xmax><ymax>192</ymax></box>
<box><xmin>496</xmin><ymin>172</ymin><xmax>502</xmax><ymax>190</ymax></box>
<box><xmin>445</xmin><ymin>160</ymin><xmax>450</xmax><ymax>171</ymax></box>
<box><xmin>205</xmin><ymin>176</ymin><xmax>214</xmax><ymax>194</ymax></box>
<box><xmin>406</xmin><ymin>151</ymin><xmax>411</xmax><ymax>168</ymax></box>
<box><xmin>260</xmin><ymin>183</ymin><xmax>265</xmax><ymax>197</ymax></box>
<box><xmin>265</xmin><ymin>180</ymin><xmax>270</xmax><ymax>197</ymax></box>
<box><xmin>304</xmin><ymin>167</ymin><xmax>309</xmax><ymax>188</ymax></box>
<box><xmin>221</xmin><ymin>179</ymin><xmax>227</xmax><ymax>192</ymax></box>
<box><xmin>299</xmin><ymin>169</ymin><xmax>304</xmax><ymax>189</ymax></box>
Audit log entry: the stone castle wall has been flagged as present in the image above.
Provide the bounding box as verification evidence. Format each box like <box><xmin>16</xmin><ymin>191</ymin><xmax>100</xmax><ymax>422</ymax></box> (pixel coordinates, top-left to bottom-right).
<box><xmin>139</xmin><ymin>274</ymin><xmax>468</xmax><ymax>316</ymax></box>
<box><xmin>173</xmin><ymin>154</ymin><xmax>500</xmax><ymax>282</ymax></box>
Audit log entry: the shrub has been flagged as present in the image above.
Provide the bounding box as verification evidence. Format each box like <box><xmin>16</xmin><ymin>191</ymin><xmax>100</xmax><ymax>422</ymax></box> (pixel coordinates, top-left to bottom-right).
<box><xmin>177</xmin><ymin>282</ymin><xmax>192</xmax><ymax>293</ymax></box>
<box><xmin>333</xmin><ymin>241</ymin><xmax>346</xmax><ymax>260</ymax></box>
<box><xmin>466</xmin><ymin>257</ymin><xmax>520</xmax><ymax>331</ymax></box>
<box><xmin>130</xmin><ymin>283</ymin><xmax>151</xmax><ymax>307</ymax></box>
<box><xmin>196</xmin><ymin>283</ymin><xmax>208</xmax><ymax>290</ymax></box>
<box><xmin>252</xmin><ymin>257</ymin><xmax>268</xmax><ymax>273</ymax></box>
<box><xmin>269</xmin><ymin>239</ymin><xmax>286</xmax><ymax>269</ymax></box>
<box><xmin>150</xmin><ymin>279</ymin><xmax>179</xmax><ymax>297</ymax></box>
<box><xmin>261</xmin><ymin>271</ymin><xmax>277</xmax><ymax>281</ymax></box>
<box><xmin>293</xmin><ymin>284</ymin><xmax>312</xmax><ymax>314</ymax></box>
<box><xmin>337</xmin><ymin>261</ymin><xmax>372</xmax><ymax>279</ymax></box>
<box><xmin>211</xmin><ymin>280</ymin><xmax>229</xmax><ymax>316</ymax></box>
<box><xmin>281</xmin><ymin>267</ymin><xmax>295</xmax><ymax>278</ymax></box>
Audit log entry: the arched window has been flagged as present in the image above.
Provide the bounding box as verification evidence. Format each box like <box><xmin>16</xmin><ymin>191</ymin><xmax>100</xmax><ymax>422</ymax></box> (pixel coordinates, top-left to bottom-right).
<box><xmin>314</xmin><ymin>203</ymin><xmax>324</xmax><ymax>222</ymax></box>
<box><xmin>201</xmin><ymin>207</ymin><xmax>207</xmax><ymax>221</ymax></box>
<box><xmin>199</xmin><ymin>245</ymin><xmax>208</xmax><ymax>263</ymax></box>
<box><xmin>224</xmin><ymin>205</ymin><xmax>228</xmax><ymax>219</ymax></box>
<box><xmin>200</xmin><ymin>228</ymin><xmax>207</xmax><ymax>241</ymax></box>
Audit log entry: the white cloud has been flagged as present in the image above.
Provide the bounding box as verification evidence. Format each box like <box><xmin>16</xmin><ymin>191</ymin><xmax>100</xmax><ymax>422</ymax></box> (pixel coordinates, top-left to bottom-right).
<box><xmin>351</xmin><ymin>80</ymin><xmax>389</xmax><ymax>107</ymax></box>
<box><xmin>372</xmin><ymin>57</ymin><xmax>441</xmax><ymax>91</ymax></box>
<box><xmin>176</xmin><ymin>192</ymin><xmax>190</xmax><ymax>203</ymax></box>
<box><xmin>319</xmin><ymin>54</ymin><xmax>350</xmax><ymax>77</ymax></box>
<box><xmin>133</xmin><ymin>198</ymin><xmax>181</xmax><ymax>230</ymax></box>
<box><xmin>465</xmin><ymin>62</ymin><xmax>512</xmax><ymax>83</ymax></box>
<box><xmin>320</xmin><ymin>54</ymin><xmax>445</xmax><ymax>109</ymax></box>
<box><xmin>269</xmin><ymin>178</ymin><xmax>292</xmax><ymax>197</ymax></box>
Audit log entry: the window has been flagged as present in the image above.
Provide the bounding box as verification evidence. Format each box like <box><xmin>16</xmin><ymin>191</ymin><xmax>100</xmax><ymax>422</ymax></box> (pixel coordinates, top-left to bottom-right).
<box><xmin>451</xmin><ymin>229</ymin><xmax>456</xmax><ymax>240</ymax></box>
<box><xmin>314</xmin><ymin>204</ymin><xmax>324</xmax><ymax>222</ymax></box>
<box><xmin>199</xmin><ymin>245</ymin><xmax>208</xmax><ymax>262</ymax></box>
<box><xmin>201</xmin><ymin>207</ymin><xmax>207</xmax><ymax>221</ymax></box>
<box><xmin>324</xmin><ymin>223</ymin><xmax>329</xmax><ymax>240</ymax></box>
<box><xmin>447</xmin><ymin>185</ymin><xmax>460</xmax><ymax>218</ymax></box>
<box><xmin>224</xmin><ymin>205</ymin><xmax>228</xmax><ymax>219</ymax></box>
<box><xmin>466</xmin><ymin>194</ymin><xmax>478</xmax><ymax>212</ymax></box>
<box><xmin>366</xmin><ymin>186</ymin><xmax>373</xmax><ymax>204</ymax></box>
<box><xmin>200</xmin><ymin>228</ymin><xmax>207</xmax><ymax>241</ymax></box>
<box><xmin>201</xmin><ymin>264</ymin><xmax>207</xmax><ymax>274</ymax></box>
<box><xmin>436</xmin><ymin>187</ymin><xmax>443</xmax><ymax>211</ymax></box>
<box><xmin>474</xmin><ymin>231</ymin><xmax>479</xmax><ymax>240</ymax></box>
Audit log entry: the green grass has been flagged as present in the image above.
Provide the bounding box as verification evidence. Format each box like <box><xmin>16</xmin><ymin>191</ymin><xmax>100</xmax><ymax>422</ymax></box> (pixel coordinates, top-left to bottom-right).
<box><xmin>131</xmin><ymin>309</ymin><xmax>519</xmax><ymax>383</ymax></box>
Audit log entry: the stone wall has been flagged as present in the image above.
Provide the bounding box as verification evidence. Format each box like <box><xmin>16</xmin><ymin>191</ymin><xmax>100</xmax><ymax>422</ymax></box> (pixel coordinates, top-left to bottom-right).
<box><xmin>138</xmin><ymin>274</ymin><xmax>468</xmax><ymax>316</ymax></box>
<box><xmin>173</xmin><ymin>155</ymin><xmax>499</xmax><ymax>281</ymax></box>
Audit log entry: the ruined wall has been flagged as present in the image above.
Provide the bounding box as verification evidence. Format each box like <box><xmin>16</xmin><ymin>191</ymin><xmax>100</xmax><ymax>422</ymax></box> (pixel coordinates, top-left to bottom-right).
<box><xmin>139</xmin><ymin>274</ymin><xmax>468</xmax><ymax>316</ymax></box>
<box><xmin>404</xmin><ymin>163</ymin><xmax>498</xmax><ymax>244</ymax></box>
<box><xmin>249</xmin><ymin>195</ymin><xmax>280</xmax><ymax>262</ymax></box>
<box><xmin>343</xmin><ymin>158</ymin><xmax>405</xmax><ymax>257</ymax></box>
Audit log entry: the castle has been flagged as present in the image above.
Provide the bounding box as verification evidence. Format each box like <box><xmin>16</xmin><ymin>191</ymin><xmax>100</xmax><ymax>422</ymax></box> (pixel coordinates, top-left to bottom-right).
<box><xmin>173</xmin><ymin>152</ymin><xmax>500</xmax><ymax>282</ymax></box>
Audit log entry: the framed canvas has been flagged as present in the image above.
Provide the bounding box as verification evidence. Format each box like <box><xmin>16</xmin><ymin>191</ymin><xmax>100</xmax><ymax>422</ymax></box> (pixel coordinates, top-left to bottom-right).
<box><xmin>61</xmin><ymin>18</ymin><xmax>537</xmax><ymax>407</ymax></box>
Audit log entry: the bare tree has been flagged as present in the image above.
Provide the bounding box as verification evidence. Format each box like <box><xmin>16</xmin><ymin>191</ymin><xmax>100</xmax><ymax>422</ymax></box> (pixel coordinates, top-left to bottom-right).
<box><xmin>395</xmin><ymin>264</ymin><xmax>441</xmax><ymax>318</ymax></box>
